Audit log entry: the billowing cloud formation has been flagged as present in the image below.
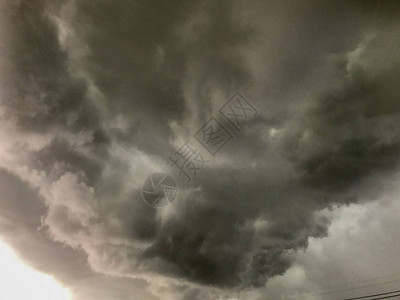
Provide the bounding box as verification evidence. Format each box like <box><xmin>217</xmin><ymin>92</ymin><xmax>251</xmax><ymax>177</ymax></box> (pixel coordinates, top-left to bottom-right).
<box><xmin>1</xmin><ymin>0</ymin><xmax>400</xmax><ymax>299</ymax></box>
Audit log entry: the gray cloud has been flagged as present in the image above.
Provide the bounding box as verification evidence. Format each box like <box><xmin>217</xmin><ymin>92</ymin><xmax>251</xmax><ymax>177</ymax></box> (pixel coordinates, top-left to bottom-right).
<box><xmin>0</xmin><ymin>169</ymin><xmax>156</xmax><ymax>300</ymax></box>
<box><xmin>1</xmin><ymin>0</ymin><xmax>400</xmax><ymax>299</ymax></box>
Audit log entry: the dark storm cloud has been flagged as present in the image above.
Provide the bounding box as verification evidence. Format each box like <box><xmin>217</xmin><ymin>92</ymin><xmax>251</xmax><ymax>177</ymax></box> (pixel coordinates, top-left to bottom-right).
<box><xmin>0</xmin><ymin>169</ymin><xmax>157</xmax><ymax>300</ymax></box>
<box><xmin>279</xmin><ymin>42</ymin><xmax>400</xmax><ymax>193</ymax></box>
<box><xmin>52</xmin><ymin>0</ymin><xmax>253</xmax><ymax>158</ymax></box>
<box><xmin>1</xmin><ymin>0</ymin><xmax>400</xmax><ymax>299</ymax></box>
<box><xmin>140</xmin><ymin>164</ymin><xmax>332</xmax><ymax>288</ymax></box>
<box><xmin>134</xmin><ymin>6</ymin><xmax>400</xmax><ymax>291</ymax></box>
<box><xmin>1</xmin><ymin>0</ymin><xmax>101</xmax><ymax>134</ymax></box>
<box><xmin>1</xmin><ymin>0</ymin><xmax>256</xmax><ymax>290</ymax></box>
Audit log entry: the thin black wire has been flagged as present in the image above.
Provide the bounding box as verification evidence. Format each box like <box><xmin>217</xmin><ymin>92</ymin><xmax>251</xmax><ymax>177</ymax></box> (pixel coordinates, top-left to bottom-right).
<box><xmin>285</xmin><ymin>278</ymin><xmax>400</xmax><ymax>299</ymax></box>
<box><xmin>369</xmin><ymin>293</ymin><xmax>400</xmax><ymax>300</ymax></box>
<box><xmin>327</xmin><ymin>272</ymin><xmax>400</xmax><ymax>291</ymax></box>
<box><xmin>337</xmin><ymin>273</ymin><xmax>400</xmax><ymax>290</ymax></box>
<box><xmin>345</xmin><ymin>289</ymin><xmax>400</xmax><ymax>300</ymax></box>
<box><xmin>317</xmin><ymin>278</ymin><xmax>400</xmax><ymax>297</ymax></box>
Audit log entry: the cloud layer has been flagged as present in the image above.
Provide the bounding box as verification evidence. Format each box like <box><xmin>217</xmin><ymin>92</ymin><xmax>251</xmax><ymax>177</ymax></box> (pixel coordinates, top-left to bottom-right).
<box><xmin>1</xmin><ymin>0</ymin><xmax>400</xmax><ymax>299</ymax></box>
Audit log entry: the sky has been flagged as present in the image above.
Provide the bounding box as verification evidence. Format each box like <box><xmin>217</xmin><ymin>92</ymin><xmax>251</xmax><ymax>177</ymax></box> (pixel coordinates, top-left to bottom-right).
<box><xmin>0</xmin><ymin>239</ymin><xmax>72</xmax><ymax>300</ymax></box>
<box><xmin>1</xmin><ymin>0</ymin><xmax>400</xmax><ymax>299</ymax></box>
